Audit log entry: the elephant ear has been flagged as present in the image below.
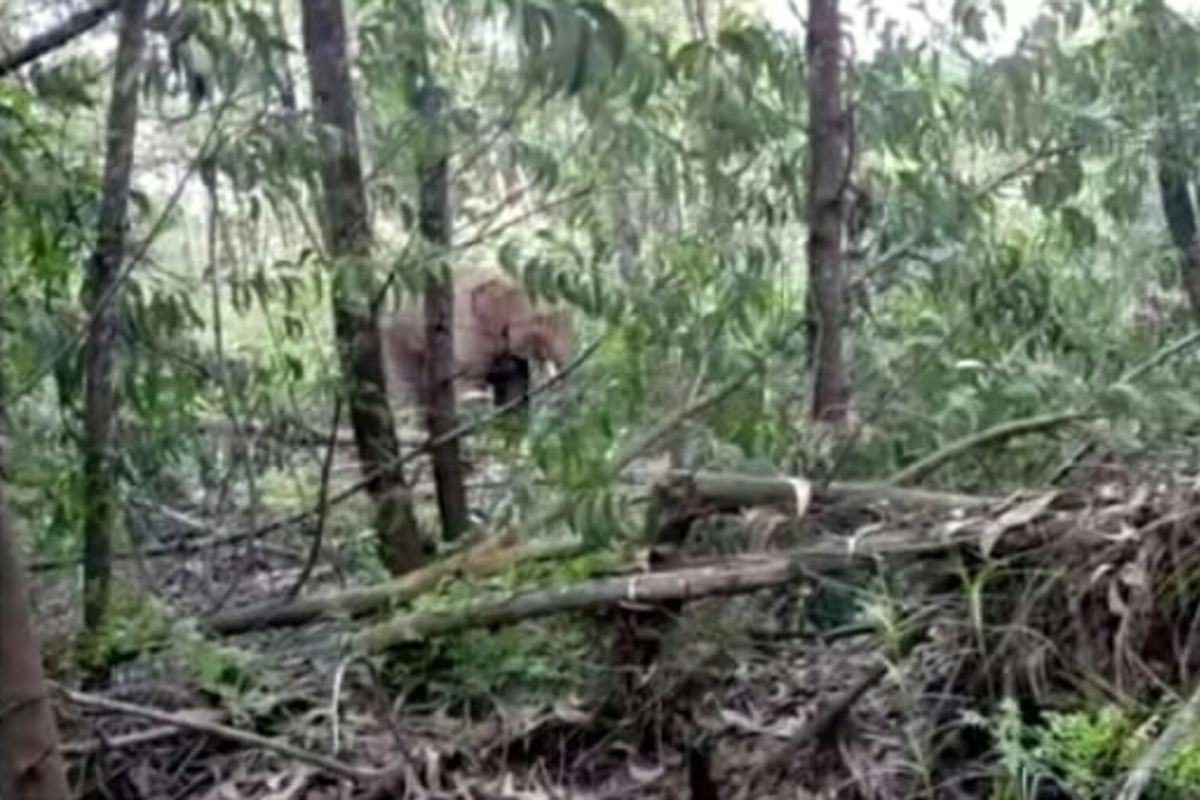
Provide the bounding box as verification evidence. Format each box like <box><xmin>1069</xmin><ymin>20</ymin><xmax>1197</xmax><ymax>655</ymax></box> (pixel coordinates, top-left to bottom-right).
<box><xmin>467</xmin><ymin>278</ymin><xmax>532</xmax><ymax>343</ymax></box>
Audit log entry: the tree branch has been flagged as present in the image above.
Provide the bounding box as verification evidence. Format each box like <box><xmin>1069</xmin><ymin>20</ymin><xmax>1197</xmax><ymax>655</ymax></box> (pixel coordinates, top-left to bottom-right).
<box><xmin>0</xmin><ymin>0</ymin><xmax>121</xmax><ymax>77</ymax></box>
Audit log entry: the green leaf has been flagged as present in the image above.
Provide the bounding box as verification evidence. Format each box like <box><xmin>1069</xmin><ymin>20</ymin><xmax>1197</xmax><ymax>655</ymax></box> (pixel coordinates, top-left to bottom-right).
<box><xmin>1060</xmin><ymin>206</ymin><xmax>1097</xmax><ymax>248</ymax></box>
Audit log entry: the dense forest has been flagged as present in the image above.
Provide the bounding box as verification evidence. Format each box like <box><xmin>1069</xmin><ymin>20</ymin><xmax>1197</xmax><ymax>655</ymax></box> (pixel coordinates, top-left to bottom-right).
<box><xmin>9</xmin><ymin>0</ymin><xmax>1200</xmax><ymax>797</ymax></box>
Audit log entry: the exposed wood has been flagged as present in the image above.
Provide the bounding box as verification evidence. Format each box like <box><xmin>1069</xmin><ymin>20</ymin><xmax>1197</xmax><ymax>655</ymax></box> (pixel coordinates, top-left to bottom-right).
<box><xmin>659</xmin><ymin>470</ymin><xmax>999</xmax><ymax>511</ymax></box>
<box><xmin>301</xmin><ymin>0</ymin><xmax>426</xmax><ymax>576</ymax></box>
<box><xmin>81</xmin><ymin>0</ymin><xmax>150</xmax><ymax>634</ymax></box>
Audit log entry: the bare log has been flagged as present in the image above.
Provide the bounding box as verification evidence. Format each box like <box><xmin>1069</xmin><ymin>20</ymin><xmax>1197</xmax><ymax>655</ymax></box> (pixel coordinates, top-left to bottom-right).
<box><xmin>204</xmin><ymin>531</ymin><xmax>581</xmax><ymax>635</ymax></box>
<box><xmin>649</xmin><ymin>470</ymin><xmax>999</xmax><ymax>512</ymax></box>
<box><xmin>354</xmin><ymin>557</ymin><xmax>812</xmax><ymax>651</ymax></box>
<box><xmin>206</xmin><ymin>471</ymin><xmax>993</xmax><ymax>636</ymax></box>
<box><xmin>352</xmin><ymin>523</ymin><xmax>981</xmax><ymax>651</ymax></box>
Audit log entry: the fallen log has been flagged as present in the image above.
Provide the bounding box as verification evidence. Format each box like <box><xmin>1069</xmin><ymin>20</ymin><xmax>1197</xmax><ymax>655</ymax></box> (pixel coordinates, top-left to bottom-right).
<box><xmin>352</xmin><ymin>524</ymin><xmax>985</xmax><ymax>652</ymax></box>
<box><xmin>203</xmin><ymin>531</ymin><xmax>579</xmax><ymax>635</ymax></box>
<box><xmin>205</xmin><ymin>471</ymin><xmax>995</xmax><ymax>636</ymax></box>
<box><xmin>649</xmin><ymin>470</ymin><xmax>998</xmax><ymax>512</ymax></box>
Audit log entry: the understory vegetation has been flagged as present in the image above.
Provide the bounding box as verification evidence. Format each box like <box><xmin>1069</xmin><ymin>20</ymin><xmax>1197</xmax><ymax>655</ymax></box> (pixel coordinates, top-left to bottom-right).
<box><xmin>8</xmin><ymin>0</ymin><xmax>1200</xmax><ymax>797</ymax></box>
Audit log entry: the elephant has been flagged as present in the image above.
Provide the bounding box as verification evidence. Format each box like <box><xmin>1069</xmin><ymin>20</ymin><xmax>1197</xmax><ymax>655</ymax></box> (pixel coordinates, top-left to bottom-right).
<box><xmin>378</xmin><ymin>267</ymin><xmax>572</xmax><ymax>411</ymax></box>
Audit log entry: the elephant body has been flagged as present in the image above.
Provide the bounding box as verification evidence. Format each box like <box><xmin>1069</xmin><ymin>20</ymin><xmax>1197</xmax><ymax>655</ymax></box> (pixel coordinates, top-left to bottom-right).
<box><xmin>378</xmin><ymin>268</ymin><xmax>571</xmax><ymax>408</ymax></box>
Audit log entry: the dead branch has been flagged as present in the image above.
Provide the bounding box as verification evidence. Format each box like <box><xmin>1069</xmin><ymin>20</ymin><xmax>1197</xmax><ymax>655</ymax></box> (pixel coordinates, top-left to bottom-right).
<box><xmin>1050</xmin><ymin>329</ymin><xmax>1200</xmax><ymax>483</ymax></box>
<box><xmin>353</xmin><ymin>557</ymin><xmax>812</xmax><ymax>651</ymax></box>
<box><xmin>204</xmin><ymin>531</ymin><xmax>581</xmax><ymax>634</ymax></box>
<box><xmin>286</xmin><ymin>396</ymin><xmax>342</xmax><ymax>599</ymax></box>
<box><xmin>59</xmin><ymin>687</ymin><xmax>390</xmax><ymax>783</ymax></box>
<box><xmin>759</xmin><ymin>662</ymin><xmax>889</xmax><ymax>776</ymax></box>
<box><xmin>60</xmin><ymin>723</ymin><xmax>191</xmax><ymax>756</ymax></box>
<box><xmin>647</xmin><ymin>470</ymin><xmax>999</xmax><ymax>512</ymax></box>
<box><xmin>352</xmin><ymin>522</ymin><xmax>981</xmax><ymax>652</ymax></box>
<box><xmin>0</xmin><ymin>0</ymin><xmax>120</xmax><ymax>76</ymax></box>
<box><xmin>207</xmin><ymin>471</ymin><xmax>994</xmax><ymax>636</ymax></box>
<box><xmin>886</xmin><ymin>411</ymin><xmax>1088</xmax><ymax>486</ymax></box>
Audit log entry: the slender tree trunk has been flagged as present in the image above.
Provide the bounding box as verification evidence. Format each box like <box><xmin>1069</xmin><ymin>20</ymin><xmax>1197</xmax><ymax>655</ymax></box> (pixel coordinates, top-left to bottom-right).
<box><xmin>805</xmin><ymin>0</ymin><xmax>852</xmax><ymax>424</ymax></box>
<box><xmin>301</xmin><ymin>0</ymin><xmax>426</xmax><ymax>575</ymax></box>
<box><xmin>0</xmin><ymin>285</ymin><xmax>71</xmax><ymax>800</ymax></box>
<box><xmin>414</xmin><ymin>83</ymin><xmax>470</xmax><ymax>540</ymax></box>
<box><xmin>81</xmin><ymin>0</ymin><xmax>150</xmax><ymax>633</ymax></box>
<box><xmin>1156</xmin><ymin>141</ymin><xmax>1200</xmax><ymax>323</ymax></box>
<box><xmin>0</xmin><ymin>485</ymin><xmax>70</xmax><ymax>800</ymax></box>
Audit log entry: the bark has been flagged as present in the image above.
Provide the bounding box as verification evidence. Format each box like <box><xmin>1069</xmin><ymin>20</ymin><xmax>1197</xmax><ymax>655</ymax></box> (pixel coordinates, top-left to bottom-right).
<box><xmin>0</xmin><ymin>304</ymin><xmax>70</xmax><ymax>800</ymax></box>
<box><xmin>1156</xmin><ymin>142</ymin><xmax>1200</xmax><ymax>322</ymax></box>
<box><xmin>81</xmin><ymin>0</ymin><xmax>150</xmax><ymax>633</ymax></box>
<box><xmin>355</xmin><ymin>557</ymin><xmax>812</xmax><ymax>650</ymax></box>
<box><xmin>301</xmin><ymin>0</ymin><xmax>426</xmax><ymax>575</ymax></box>
<box><xmin>805</xmin><ymin>0</ymin><xmax>853</xmax><ymax>424</ymax></box>
<box><xmin>204</xmin><ymin>471</ymin><xmax>992</xmax><ymax>636</ymax></box>
<box><xmin>414</xmin><ymin>82</ymin><xmax>470</xmax><ymax>541</ymax></box>
<box><xmin>203</xmin><ymin>530</ymin><xmax>550</xmax><ymax>634</ymax></box>
<box><xmin>353</xmin><ymin>521</ymin><xmax>981</xmax><ymax>651</ymax></box>
<box><xmin>0</xmin><ymin>0</ymin><xmax>120</xmax><ymax>76</ymax></box>
<box><xmin>0</xmin><ymin>484</ymin><xmax>71</xmax><ymax>800</ymax></box>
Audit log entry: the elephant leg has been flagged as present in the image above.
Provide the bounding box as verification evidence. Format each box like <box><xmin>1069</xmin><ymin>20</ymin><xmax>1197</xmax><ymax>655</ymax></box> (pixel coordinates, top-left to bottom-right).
<box><xmin>486</xmin><ymin>352</ymin><xmax>531</xmax><ymax>422</ymax></box>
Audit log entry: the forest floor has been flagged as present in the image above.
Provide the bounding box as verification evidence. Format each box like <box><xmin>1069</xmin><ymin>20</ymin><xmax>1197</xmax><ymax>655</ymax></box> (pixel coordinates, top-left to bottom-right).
<box><xmin>28</xmin><ymin>443</ymin><xmax>1200</xmax><ymax>799</ymax></box>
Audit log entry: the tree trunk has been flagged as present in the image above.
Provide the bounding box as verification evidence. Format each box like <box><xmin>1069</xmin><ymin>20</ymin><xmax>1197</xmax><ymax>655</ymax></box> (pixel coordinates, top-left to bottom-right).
<box><xmin>0</xmin><ymin>281</ymin><xmax>71</xmax><ymax>800</ymax></box>
<box><xmin>1156</xmin><ymin>142</ymin><xmax>1200</xmax><ymax>323</ymax></box>
<box><xmin>805</xmin><ymin>0</ymin><xmax>852</xmax><ymax>424</ymax></box>
<box><xmin>81</xmin><ymin>0</ymin><xmax>150</xmax><ymax>633</ymax></box>
<box><xmin>0</xmin><ymin>484</ymin><xmax>71</xmax><ymax>800</ymax></box>
<box><xmin>414</xmin><ymin>82</ymin><xmax>470</xmax><ymax>541</ymax></box>
<box><xmin>301</xmin><ymin>0</ymin><xmax>426</xmax><ymax>575</ymax></box>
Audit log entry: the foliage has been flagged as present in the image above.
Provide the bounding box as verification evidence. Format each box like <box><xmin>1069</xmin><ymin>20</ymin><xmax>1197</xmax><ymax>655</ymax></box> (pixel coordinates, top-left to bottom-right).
<box><xmin>14</xmin><ymin>0</ymin><xmax>1200</xmax><ymax>790</ymax></box>
<box><xmin>385</xmin><ymin>621</ymin><xmax>592</xmax><ymax>710</ymax></box>
<box><xmin>974</xmin><ymin>699</ymin><xmax>1200</xmax><ymax>799</ymax></box>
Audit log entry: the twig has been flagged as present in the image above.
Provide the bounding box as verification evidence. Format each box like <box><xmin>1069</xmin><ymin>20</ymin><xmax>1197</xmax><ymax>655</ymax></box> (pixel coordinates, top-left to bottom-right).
<box><xmin>0</xmin><ymin>0</ymin><xmax>120</xmax><ymax>76</ymax></box>
<box><xmin>886</xmin><ymin>411</ymin><xmax>1088</xmax><ymax>486</ymax></box>
<box><xmin>60</xmin><ymin>724</ymin><xmax>188</xmax><ymax>756</ymax></box>
<box><xmin>58</xmin><ymin>686</ymin><xmax>388</xmax><ymax>782</ymax></box>
<box><xmin>1115</xmin><ymin>678</ymin><xmax>1200</xmax><ymax>800</ymax></box>
<box><xmin>1049</xmin><ymin>329</ymin><xmax>1200</xmax><ymax>484</ymax></box>
<box><xmin>286</xmin><ymin>396</ymin><xmax>342</xmax><ymax>600</ymax></box>
<box><xmin>760</xmin><ymin>663</ymin><xmax>889</xmax><ymax>775</ymax></box>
